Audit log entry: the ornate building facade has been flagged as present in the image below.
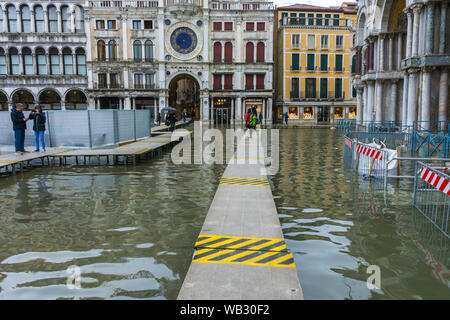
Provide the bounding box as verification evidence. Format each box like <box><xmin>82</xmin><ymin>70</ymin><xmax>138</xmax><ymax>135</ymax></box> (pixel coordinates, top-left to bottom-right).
<box><xmin>353</xmin><ymin>0</ymin><xmax>449</xmax><ymax>125</ymax></box>
<box><xmin>0</xmin><ymin>0</ymin><xmax>88</xmax><ymax>110</ymax></box>
<box><xmin>275</xmin><ymin>3</ymin><xmax>358</xmax><ymax>124</ymax></box>
<box><xmin>86</xmin><ymin>0</ymin><xmax>274</xmax><ymax>124</ymax></box>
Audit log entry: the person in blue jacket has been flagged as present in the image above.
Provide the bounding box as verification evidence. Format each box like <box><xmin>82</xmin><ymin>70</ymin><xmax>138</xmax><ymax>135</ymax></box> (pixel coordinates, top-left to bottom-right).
<box><xmin>28</xmin><ymin>105</ymin><xmax>46</xmax><ymax>152</ymax></box>
<box><xmin>10</xmin><ymin>103</ymin><xmax>29</xmax><ymax>155</ymax></box>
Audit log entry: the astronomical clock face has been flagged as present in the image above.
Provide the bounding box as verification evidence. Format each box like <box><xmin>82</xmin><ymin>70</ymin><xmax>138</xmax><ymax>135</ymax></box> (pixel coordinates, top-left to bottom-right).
<box><xmin>170</xmin><ymin>27</ymin><xmax>198</xmax><ymax>54</ymax></box>
<box><xmin>165</xmin><ymin>22</ymin><xmax>203</xmax><ymax>61</ymax></box>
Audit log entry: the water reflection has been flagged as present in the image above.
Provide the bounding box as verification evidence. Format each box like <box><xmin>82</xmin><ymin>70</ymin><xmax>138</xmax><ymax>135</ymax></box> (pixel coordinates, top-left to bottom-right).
<box><xmin>270</xmin><ymin>129</ymin><xmax>450</xmax><ymax>300</ymax></box>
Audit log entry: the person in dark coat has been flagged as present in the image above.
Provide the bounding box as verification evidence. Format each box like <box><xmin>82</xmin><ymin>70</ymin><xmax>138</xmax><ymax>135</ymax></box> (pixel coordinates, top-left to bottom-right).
<box><xmin>10</xmin><ymin>103</ymin><xmax>29</xmax><ymax>155</ymax></box>
<box><xmin>28</xmin><ymin>105</ymin><xmax>46</xmax><ymax>152</ymax></box>
<box><xmin>167</xmin><ymin>112</ymin><xmax>177</xmax><ymax>132</ymax></box>
<box><xmin>157</xmin><ymin>112</ymin><xmax>161</xmax><ymax>126</ymax></box>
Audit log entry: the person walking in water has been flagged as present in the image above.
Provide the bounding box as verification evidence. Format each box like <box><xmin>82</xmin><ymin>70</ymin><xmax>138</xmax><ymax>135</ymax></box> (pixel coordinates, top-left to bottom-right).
<box><xmin>10</xmin><ymin>103</ymin><xmax>29</xmax><ymax>155</ymax></box>
<box><xmin>29</xmin><ymin>105</ymin><xmax>46</xmax><ymax>152</ymax></box>
<box><xmin>245</xmin><ymin>108</ymin><xmax>251</xmax><ymax>129</ymax></box>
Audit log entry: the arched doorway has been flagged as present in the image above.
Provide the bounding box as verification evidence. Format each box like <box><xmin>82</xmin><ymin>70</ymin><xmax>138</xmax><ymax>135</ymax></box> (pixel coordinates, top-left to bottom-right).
<box><xmin>168</xmin><ymin>74</ymin><xmax>200</xmax><ymax>120</ymax></box>
<box><xmin>0</xmin><ymin>91</ymin><xmax>8</xmax><ymax>110</ymax></box>
<box><xmin>12</xmin><ymin>89</ymin><xmax>35</xmax><ymax>109</ymax></box>
<box><xmin>39</xmin><ymin>89</ymin><xmax>61</xmax><ymax>109</ymax></box>
<box><xmin>65</xmin><ymin>89</ymin><xmax>87</xmax><ymax>109</ymax></box>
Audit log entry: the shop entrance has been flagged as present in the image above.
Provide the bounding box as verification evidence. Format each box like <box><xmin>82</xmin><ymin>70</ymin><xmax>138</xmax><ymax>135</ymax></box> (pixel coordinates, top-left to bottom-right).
<box><xmin>168</xmin><ymin>74</ymin><xmax>200</xmax><ymax>120</ymax></box>
<box><xmin>214</xmin><ymin>108</ymin><xmax>230</xmax><ymax>126</ymax></box>
<box><xmin>317</xmin><ymin>106</ymin><xmax>329</xmax><ymax>122</ymax></box>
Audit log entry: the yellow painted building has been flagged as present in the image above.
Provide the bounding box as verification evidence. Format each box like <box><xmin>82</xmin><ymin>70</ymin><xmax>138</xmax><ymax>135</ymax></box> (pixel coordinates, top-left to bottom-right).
<box><xmin>275</xmin><ymin>3</ymin><xmax>358</xmax><ymax>123</ymax></box>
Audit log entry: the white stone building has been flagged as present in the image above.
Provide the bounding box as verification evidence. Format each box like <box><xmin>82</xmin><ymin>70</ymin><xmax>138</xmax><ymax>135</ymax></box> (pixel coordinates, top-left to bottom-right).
<box><xmin>85</xmin><ymin>0</ymin><xmax>274</xmax><ymax>124</ymax></box>
<box><xmin>0</xmin><ymin>0</ymin><xmax>88</xmax><ymax>110</ymax></box>
<box><xmin>353</xmin><ymin>0</ymin><xmax>449</xmax><ymax>126</ymax></box>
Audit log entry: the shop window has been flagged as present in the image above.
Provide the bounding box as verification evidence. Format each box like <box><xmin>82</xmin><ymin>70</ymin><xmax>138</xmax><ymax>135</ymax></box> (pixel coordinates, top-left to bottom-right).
<box><xmin>288</xmin><ymin>107</ymin><xmax>299</xmax><ymax>119</ymax></box>
<box><xmin>349</xmin><ymin>107</ymin><xmax>356</xmax><ymax>119</ymax></box>
<box><xmin>303</xmin><ymin>107</ymin><xmax>313</xmax><ymax>119</ymax></box>
<box><xmin>334</xmin><ymin>107</ymin><xmax>344</xmax><ymax>119</ymax></box>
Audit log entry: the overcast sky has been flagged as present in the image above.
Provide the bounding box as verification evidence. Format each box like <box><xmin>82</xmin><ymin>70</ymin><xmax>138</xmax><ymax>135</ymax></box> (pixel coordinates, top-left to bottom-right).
<box><xmin>273</xmin><ymin>0</ymin><xmax>347</xmax><ymax>8</ymax></box>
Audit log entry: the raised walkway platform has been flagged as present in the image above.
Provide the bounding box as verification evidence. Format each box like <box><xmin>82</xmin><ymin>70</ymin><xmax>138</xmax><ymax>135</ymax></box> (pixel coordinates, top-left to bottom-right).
<box><xmin>178</xmin><ymin>129</ymin><xmax>303</xmax><ymax>300</ymax></box>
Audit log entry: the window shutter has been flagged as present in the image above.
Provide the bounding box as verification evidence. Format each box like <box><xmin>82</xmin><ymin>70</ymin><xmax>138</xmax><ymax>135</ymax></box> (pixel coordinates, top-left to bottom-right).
<box><xmin>256</xmin><ymin>42</ymin><xmax>265</xmax><ymax>62</ymax></box>
<box><xmin>213</xmin><ymin>42</ymin><xmax>222</xmax><ymax>62</ymax></box>
<box><xmin>246</xmin><ymin>74</ymin><xmax>253</xmax><ymax>89</ymax></box>
<box><xmin>291</xmin><ymin>53</ymin><xmax>299</xmax><ymax>71</ymax></box>
<box><xmin>335</xmin><ymin>55</ymin><xmax>343</xmax><ymax>71</ymax></box>
<box><xmin>224</xmin><ymin>74</ymin><xmax>232</xmax><ymax>89</ymax></box>
<box><xmin>307</xmin><ymin>54</ymin><xmax>314</xmax><ymax>70</ymax></box>
<box><xmin>320</xmin><ymin>54</ymin><xmax>328</xmax><ymax>71</ymax></box>
<box><xmin>257</xmin><ymin>22</ymin><xmax>265</xmax><ymax>31</ymax></box>
<box><xmin>213</xmin><ymin>22</ymin><xmax>222</xmax><ymax>31</ymax></box>
<box><xmin>256</xmin><ymin>74</ymin><xmax>264</xmax><ymax>89</ymax></box>
<box><xmin>246</xmin><ymin>22</ymin><xmax>254</xmax><ymax>31</ymax></box>
<box><xmin>214</xmin><ymin>74</ymin><xmax>222</xmax><ymax>90</ymax></box>
<box><xmin>224</xmin><ymin>42</ymin><xmax>233</xmax><ymax>62</ymax></box>
<box><xmin>224</xmin><ymin>22</ymin><xmax>233</xmax><ymax>31</ymax></box>
<box><xmin>246</xmin><ymin>42</ymin><xmax>254</xmax><ymax>62</ymax></box>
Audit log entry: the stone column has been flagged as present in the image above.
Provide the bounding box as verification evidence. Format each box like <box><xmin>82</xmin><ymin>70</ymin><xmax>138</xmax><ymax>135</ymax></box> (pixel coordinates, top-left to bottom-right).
<box><xmin>267</xmin><ymin>97</ymin><xmax>273</xmax><ymax>123</ymax></box>
<box><xmin>402</xmin><ymin>74</ymin><xmax>409</xmax><ymax>124</ymax></box>
<box><xmin>132</xmin><ymin>97</ymin><xmax>136</xmax><ymax>110</ymax></box>
<box><xmin>231</xmin><ymin>98</ymin><xmax>234</xmax><ymax>124</ymax></box>
<box><xmin>439</xmin><ymin>2</ymin><xmax>447</xmax><ymax>54</ymax></box>
<box><xmin>390</xmin><ymin>80</ymin><xmax>398</xmax><ymax>122</ymax></box>
<box><xmin>406</xmin><ymin>9</ymin><xmax>413</xmax><ymax>57</ymax></box>
<box><xmin>16</xmin><ymin>9</ymin><xmax>21</xmax><ymax>33</ymax></box>
<box><xmin>368</xmin><ymin>40</ymin><xmax>374</xmax><ymax>72</ymax></box>
<box><xmin>124</xmin><ymin>96</ymin><xmax>131</xmax><ymax>110</ymax></box>
<box><xmin>407</xmin><ymin>69</ymin><xmax>419</xmax><ymax>126</ymax></box>
<box><xmin>363</xmin><ymin>85</ymin><xmax>368</xmax><ymax>121</ymax></box>
<box><xmin>421</xmin><ymin>68</ymin><xmax>432</xmax><ymax>128</ymax></box>
<box><xmin>30</xmin><ymin>9</ymin><xmax>35</xmax><ymax>33</ymax></box>
<box><xmin>44</xmin><ymin>9</ymin><xmax>49</xmax><ymax>33</ymax></box>
<box><xmin>425</xmin><ymin>3</ymin><xmax>435</xmax><ymax>54</ymax></box>
<box><xmin>2</xmin><ymin>10</ymin><xmax>7</xmax><ymax>32</ymax></box>
<box><xmin>379</xmin><ymin>35</ymin><xmax>385</xmax><ymax>72</ymax></box>
<box><xmin>397</xmin><ymin>33</ymin><xmax>403</xmax><ymax>70</ymax></box>
<box><xmin>59</xmin><ymin>53</ymin><xmax>63</xmax><ymax>75</ymax></box>
<box><xmin>46</xmin><ymin>53</ymin><xmax>51</xmax><ymax>75</ymax></box>
<box><xmin>375</xmin><ymin>80</ymin><xmax>383</xmax><ymax>121</ymax></box>
<box><xmin>61</xmin><ymin>100</ymin><xmax>66</xmax><ymax>111</ymax></box>
<box><xmin>356</xmin><ymin>87</ymin><xmax>363</xmax><ymax>121</ymax></box>
<box><xmin>32</xmin><ymin>53</ymin><xmax>37</xmax><ymax>75</ymax></box>
<box><xmin>96</xmin><ymin>98</ymin><xmax>100</xmax><ymax>110</ymax></box>
<box><xmin>367</xmin><ymin>81</ymin><xmax>375</xmax><ymax>121</ymax></box>
<box><xmin>119</xmin><ymin>98</ymin><xmax>123</xmax><ymax>110</ymax></box>
<box><xmin>388</xmin><ymin>34</ymin><xmax>394</xmax><ymax>71</ymax></box>
<box><xmin>236</xmin><ymin>96</ymin><xmax>242</xmax><ymax>121</ymax></box>
<box><xmin>439</xmin><ymin>69</ymin><xmax>448</xmax><ymax>122</ymax></box>
<box><xmin>57</xmin><ymin>9</ymin><xmax>62</xmax><ymax>33</ymax></box>
<box><xmin>411</xmin><ymin>5</ymin><xmax>422</xmax><ymax>57</ymax></box>
<box><xmin>72</xmin><ymin>53</ymin><xmax>78</xmax><ymax>75</ymax></box>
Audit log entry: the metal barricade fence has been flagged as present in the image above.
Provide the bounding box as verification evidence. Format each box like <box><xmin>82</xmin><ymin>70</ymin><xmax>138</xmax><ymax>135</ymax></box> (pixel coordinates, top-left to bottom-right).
<box><xmin>413</xmin><ymin>162</ymin><xmax>450</xmax><ymax>238</ymax></box>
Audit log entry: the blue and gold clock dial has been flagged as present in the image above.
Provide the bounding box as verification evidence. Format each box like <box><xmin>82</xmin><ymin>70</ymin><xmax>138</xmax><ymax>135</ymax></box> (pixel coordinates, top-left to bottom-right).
<box><xmin>170</xmin><ymin>27</ymin><xmax>198</xmax><ymax>54</ymax></box>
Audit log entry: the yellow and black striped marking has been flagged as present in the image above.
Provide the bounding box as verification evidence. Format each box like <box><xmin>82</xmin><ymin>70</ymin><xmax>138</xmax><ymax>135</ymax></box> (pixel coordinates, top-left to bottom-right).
<box><xmin>220</xmin><ymin>177</ymin><xmax>269</xmax><ymax>187</ymax></box>
<box><xmin>193</xmin><ymin>234</ymin><xmax>295</xmax><ymax>268</ymax></box>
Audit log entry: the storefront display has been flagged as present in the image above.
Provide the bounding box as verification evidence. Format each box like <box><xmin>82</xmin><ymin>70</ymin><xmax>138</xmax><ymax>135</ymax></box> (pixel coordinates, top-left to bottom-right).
<box><xmin>303</xmin><ymin>107</ymin><xmax>314</xmax><ymax>119</ymax></box>
<box><xmin>288</xmin><ymin>107</ymin><xmax>299</xmax><ymax>119</ymax></box>
<box><xmin>348</xmin><ymin>106</ymin><xmax>356</xmax><ymax>119</ymax></box>
<box><xmin>334</xmin><ymin>107</ymin><xmax>344</xmax><ymax>119</ymax></box>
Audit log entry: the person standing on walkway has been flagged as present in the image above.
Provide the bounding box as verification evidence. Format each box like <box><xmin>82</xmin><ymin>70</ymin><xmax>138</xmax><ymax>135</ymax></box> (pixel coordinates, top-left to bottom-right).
<box><xmin>258</xmin><ymin>112</ymin><xmax>263</xmax><ymax>128</ymax></box>
<box><xmin>284</xmin><ymin>112</ymin><xmax>289</xmax><ymax>125</ymax></box>
<box><xmin>29</xmin><ymin>105</ymin><xmax>46</xmax><ymax>153</ymax></box>
<box><xmin>157</xmin><ymin>112</ymin><xmax>161</xmax><ymax>126</ymax></box>
<box><xmin>168</xmin><ymin>112</ymin><xmax>177</xmax><ymax>132</ymax></box>
<box><xmin>182</xmin><ymin>108</ymin><xmax>187</xmax><ymax>123</ymax></box>
<box><xmin>10</xmin><ymin>103</ymin><xmax>29</xmax><ymax>155</ymax></box>
<box><xmin>245</xmin><ymin>108</ymin><xmax>251</xmax><ymax>129</ymax></box>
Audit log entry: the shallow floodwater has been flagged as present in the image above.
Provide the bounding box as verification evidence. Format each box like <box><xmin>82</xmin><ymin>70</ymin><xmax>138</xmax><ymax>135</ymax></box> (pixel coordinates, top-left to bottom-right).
<box><xmin>270</xmin><ymin>129</ymin><xmax>450</xmax><ymax>300</ymax></box>
<box><xmin>0</xmin><ymin>128</ymin><xmax>449</xmax><ymax>300</ymax></box>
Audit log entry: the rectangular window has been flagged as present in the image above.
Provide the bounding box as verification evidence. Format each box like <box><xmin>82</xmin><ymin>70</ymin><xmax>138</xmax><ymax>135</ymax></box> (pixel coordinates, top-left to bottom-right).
<box><xmin>291</xmin><ymin>53</ymin><xmax>300</xmax><ymax>71</ymax></box>
<box><xmin>224</xmin><ymin>22</ymin><xmax>233</xmax><ymax>31</ymax></box>
<box><xmin>292</xmin><ymin>34</ymin><xmax>300</xmax><ymax>48</ymax></box>
<box><xmin>96</xmin><ymin>20</ymin><xmax>105</xmax><ymax>30</ymax></box>
<box><xmin>321</xmin><ymin>35</ymin><xmax>328</xmax><ymax>49</ymax></box>
<box><xmin>213</xmin><ymin>22</ymin><xmax>222</xmax><ymax>31</ymax></box>
<box><xmin>110</xmin><ymin>73</ymin><xmax>119</xmax><ymax>88</ymax></box>
<box><xmin>307</xmin><ymin>54</ymin><xmax>315</xmax><ymax>71</ymax></box>
<box><xmin>133</xmin><ymin>20</ymin><xmax>141</xmax><ymax>30</ymax></box>
<box><xmin>37</xmin><ymin>55</ymin><xmax>46</xmax><ymax>75</ymax></box>
<box><xmin>24</xmin><ymin>55</ymin><xmax>33</xmax><ymax>75</ymax></box>
<box><xmin>316</xmin><ymin>14</ymin><xmax>322</xmax><ymax>26</ymax></box>
<box><xmin>335</xmin><ymin>54</ymin><xmax>343</xmax><ymax>72</ymax></box>
<box><xmin>145</xmin><ymin>73</ymin><xmax>154</xmax><ymax>88</ymax></box>
<box><xmin>224</xmin><ymin>74</ymin><xmax>233</xmax><ymax>89</ymax></box>
<box><xmin>320</xmin><ymin>54</ymin><xmax>328</xmax><ymax>71</ymax></box>
<box><xmin>144</xmin><ymin>20</ymin><xmax>153</xmax><ymax>30</ymax></box>
<box><xmin>245</xmin><ymin>74</ymin><xmax>254</xmax><ymax>89</ymax></box>
<box><xmin>291</xmin><ymin>78</ymin><xmax>299</xmax><ymax>98</ymax></box>
<box><xmin>333</xmin><ymin>14</ymin><xmax>340</xmax><ymax>26</ymax></box>
<box><xmin>63</xmin><ymin>55</ymin><xmax>73</xmax><ymax>75</ymax></box>
<box><xmin>108</xmin><ymin>20</ymin><xmax>116</xmax><ymax>29</ymax></box>
<box><xmin>256</xmin><ymin>74</ymin><xmax>264</xmax><ymax>89</ymax></box>
<box><xmin>213</xmin><ymin>74</ymin><xmax>222</xmax><ymax>90</ymax></box>
<box><xmin>246</xmin><ymin>22</ymin><xmax>254</xmax><ymax>31</ymax></box>
<box><xmin>11</xmin><ymin>55</ymin><xmax>20</xmax><ymax>74</ymax></box>
<box><xmin>77</xmin><ymin>55</ymin><xmax>86</xmax><ymax>75</ymax></box>
<box><xmin>257</xmin><ymin>22</ymin><xmax>265</xmax><ymax>31</ymax></box>
<box><xmin>0</xmin><ymin>56</ymin><xmax>6</xmax><ymax>74</ymax></box>
<box><xmin>320</xmin><ymin>78</ymin><xmax>328</xmax><ymax>98</ymax></box>
<box><xmin>336</xmin><ymin>35</ymin><xmax>344</xmax><ymax>50</ymax></box>
<box><xmin>50</xmin><ymin>55</ymin><xmax>60</xmax><ymax>75</ymax></box>
<box><xmin>307</xmin><ymin>35</ymin><xmax>315</xmax><ymax>49</ymax></box>
<box><xmin>305</xmin><ymin>78</ymin><xmax>316</xmax><ymax>98</ymax></box>
<box><xmin>307</xmin><ymin>14</ymin><xmax>314</xmax><ymax>26</ymax></box>
<box><xmin>299</xmin><ymin>13</ymin><xmax>305</xmax><ymax>25</ymax></box>
<box><xmin>324</xmin><ymin>14</ymin><xmax>331</xmax><ymax>26</ymax></box>
<box><xmin>98</xmin><ymin>73</ymin><xmax>107</xmax><ymax>88</ymax></box>
<box><xmin>335</xmin><ymin>78</ymin><xmax>342</xmax><ymax>98</ymax></box>
<box><xmin>134</xmin><ymin>73</ymin><xmax>143</xmax><ymax>88</ymax></box>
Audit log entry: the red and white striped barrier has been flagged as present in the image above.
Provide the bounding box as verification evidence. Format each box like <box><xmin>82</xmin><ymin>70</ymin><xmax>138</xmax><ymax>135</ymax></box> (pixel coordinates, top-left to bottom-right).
<box><xmin>419</xmin><ymin>166</ymin><xmax>450</xmax><ymax>196</ymax></box>
<box><xmin>356</xmin><ymin>143</ymin><xmax>383</xmax><ymax>161</ymax></box>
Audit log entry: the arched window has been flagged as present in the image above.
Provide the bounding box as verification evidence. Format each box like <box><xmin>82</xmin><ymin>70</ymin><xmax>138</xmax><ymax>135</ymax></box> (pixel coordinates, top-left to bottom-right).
<box><xmin>133</xmin><ymin>40</ymin><xmax>142</xmax><ymax>61</ymax></box>
<box><xmin>34</xmin><ymin>6</ymin><xmax>44</xmax><ymax>33</ymax></box>
<box><xmin>74</xmin><ymin>6</ymin><xmax>84</xmax><ymax>33</ymax></box>
<box><xmin>9</xmin><ymin>48</ymin><xmax>19</xmax><ymax>75</ymax></box>
<box><xmin>224</xmin><ymin>42</ymin><xmax>233</xmax><ymax>63</ymax></box>
<box><xmin>36</xmin><ymin>47</ymin><xmax>46</xmax><ymax>75</ymax></box>
<box><xmin>48</xmin><ymin>6</ymin><xmax>58</xmax><ymax>32</ymax></box>
<box><xmin>0</xmin><ymin>48</ymin><xmax>6</xmax><ymax>74</ymax></box>
<box><xmin>21</xmin><ymin>5</ymin><xmax>31</xmax><ymax>32</ymax></box>
<box><xmin>63</xmin><ymin>48</ymin><xmax>73</xmax><ymax>75</ymax></box>
<box><xmin>22</xmin><ymin>47</ymin><xmax>33</xmax><ymax>75</ymax></box>
<box><xmin>256</xmin><ymin>42</ymin><xmax>265</xmax><ymax>63</ymax></box>
<box><xmin>245</xmin><ymin>42</ymin><xmax>254</xmax><ymax>63</ymax></box>
<box><xmin>7</xmin><ymin>5</ymin><xmax>17</xmax><ymax>33</ymax></box>
<box><xmin>61</xmin><ymin>6</ymin><xmax>70</xmax><ymax>33</ymax></box>
<box><xmin>97</xmin><ymin>40</ymin><xmax>105</xmax><ymax>61</ymax></box>
<box><xmin>213</xmin><ymin>42</ymin><xmax>222</xmax><ymax>63</ymax></box>
<box><xmin>76</xmin><ymin>48</ymin><xmax>86</xmax><ymax>75</ymax></box>
<box><xmin>49</xmin><ymin>47</ymin><xmax>60</xmax><ymax>75</ymax></box>
<box><xmin>108</xmin><ymin>40</ymin><xmax>117</xmax><ymax>60</ymax></box>
<box><xmin>144</xmin><ymin>40</ymin><xmax>153</xmax><ymax>62</ymax></box>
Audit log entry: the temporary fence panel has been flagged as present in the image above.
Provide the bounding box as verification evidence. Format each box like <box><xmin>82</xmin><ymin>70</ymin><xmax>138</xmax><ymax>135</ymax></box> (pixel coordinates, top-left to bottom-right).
<box><xmin>0</xmin><ymin>111</ymin><xmax>51</xmax><ymax>147</ymax></box>
<box><xmin>413</xmin><ymin>162</ymin><xmax>450</xmax><ymax>238</ymax></box>
<box><xmin>348</xmin><ymin>131</ymin><xmax>410</xmax><ymax>148</ymax></box>
<box><xmin>47</xmin><ymin>111</ymin><xmax>90</xmax><ymax>148</ymax></box>
<box><xmin>411</xmin><ymin>131</ymin><xmax>449</xmax><ymax>158</ymax></box>
<box><xmin>117</xmin><ymin>110</ymin><xmax>136</xmax><ymax>143</ymax></box>
<box><xmin>343</xmin><ymin>136</ymin><xmax>354</xmax><ymax>167</ymax></box>
<box><xmin>135</xmin><ymin>110</ymin><xmax>151</xmax><ymax>139</ymax></box>
<box><xmin>88</xmin><ymin>110</ymin><xmax>117</xmax><ymax>147</ymax></box>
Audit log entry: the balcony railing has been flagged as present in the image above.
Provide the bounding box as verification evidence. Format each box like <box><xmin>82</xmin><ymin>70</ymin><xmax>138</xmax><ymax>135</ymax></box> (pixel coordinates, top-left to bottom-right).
<box><xmin>279</xmin><ymin>17</ymin><xmax>355</xmax><ymax>28</ymax></box>
<box><xmin>290</xmin><ymin>91</ymin><xmax>344</xmax><ymax>100</ymax></box>
<box><xmin>89</xmin><ymin>0</ymin><xmax>158</xmax><ymax>8</ymax></box>
<box><xmin>134</xmin><ymin>83</ymin><xmax>156</xmax><ymax>89</ymax></box>
<box><xmin>210</xmin><ymin>1</ymin><xmax>274</xmax><ymax>11</ymax></box>
<box><xmin>93</xmin><ymin>82</ymin><xmax>124</xmax><ymax>89</ymax></box>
